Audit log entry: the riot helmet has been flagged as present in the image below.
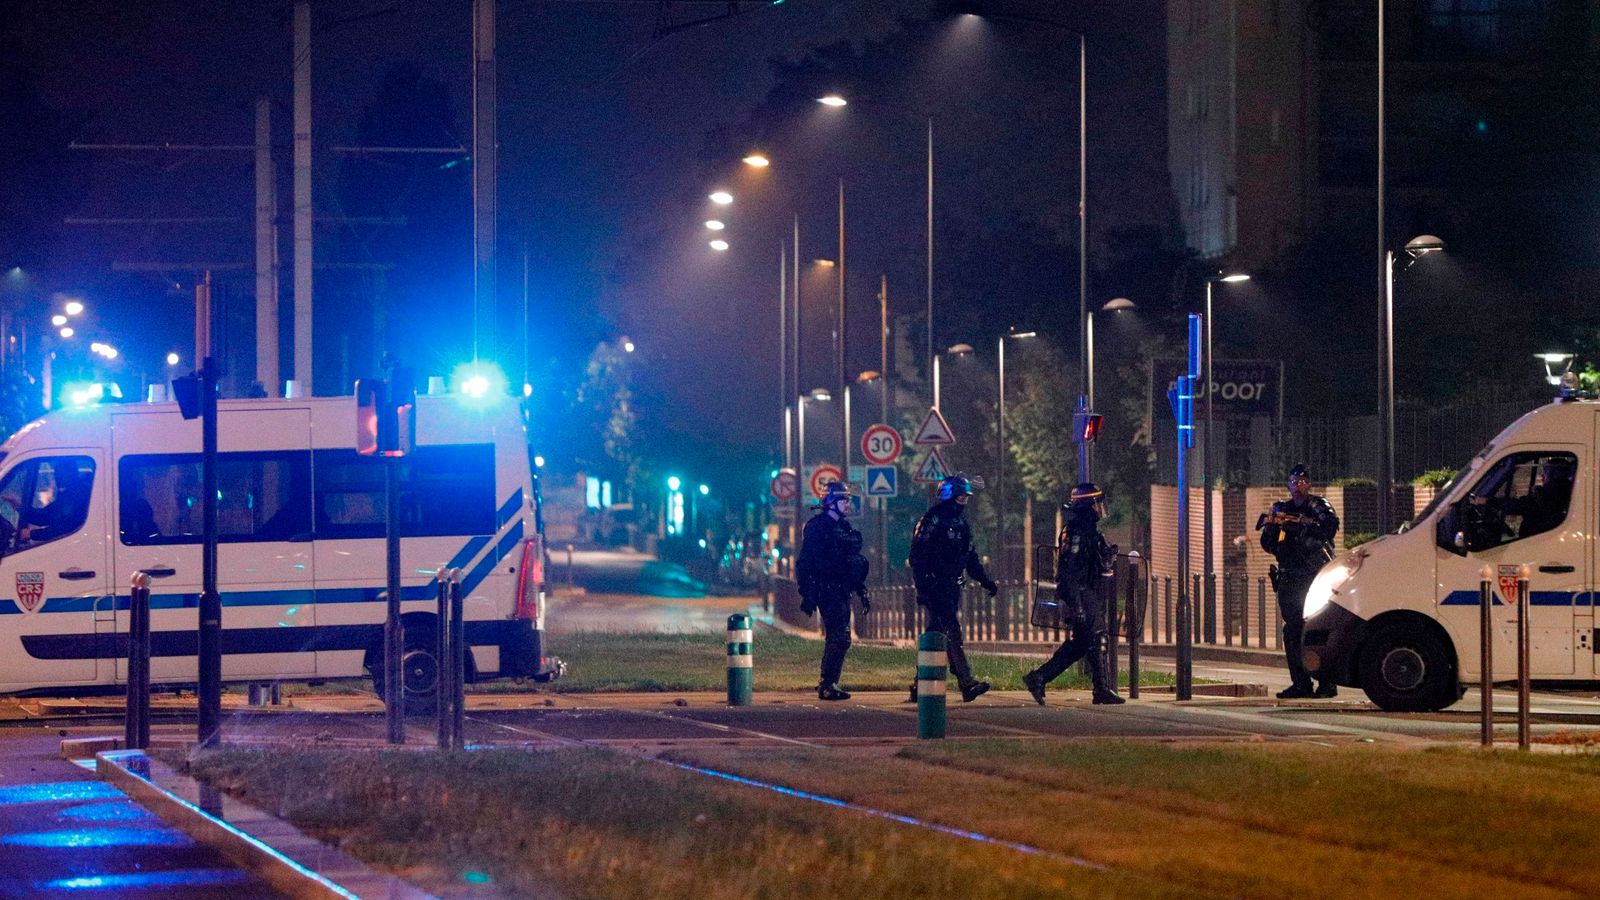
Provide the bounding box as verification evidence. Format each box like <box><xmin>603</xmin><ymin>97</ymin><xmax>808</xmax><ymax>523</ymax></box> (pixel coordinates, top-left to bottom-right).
<box><xmin>1067</xmin><ymin>482</ymin><xmax>1106</xmax><ymax>520</ymax></box>
<box><xmin>815</xmin><ymin>481</ymin><xmax>856</xmax><ymax>516</ymax></box>
<box><xmin>937</xmin><ymin>474</ymin><xmax>975</xmax><ymax>504</ymax></box>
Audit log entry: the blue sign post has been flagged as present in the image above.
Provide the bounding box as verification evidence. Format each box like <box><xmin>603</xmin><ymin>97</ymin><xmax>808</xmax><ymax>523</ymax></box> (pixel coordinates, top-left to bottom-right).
<box><xmin>1166</xmin><ymin>313</ymin><xmax>1201</xmax><ymax>701</ymax></box>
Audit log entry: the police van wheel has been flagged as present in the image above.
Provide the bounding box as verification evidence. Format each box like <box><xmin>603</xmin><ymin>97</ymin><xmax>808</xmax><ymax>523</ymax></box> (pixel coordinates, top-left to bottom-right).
<box><xmin>1359</xmin><ymin>622</ymin><xmax>1456</xmax><ymax>712</ymax></box>
<box><xmin>372</xmin><ymin>631</ymin><xmax>440</xmax><ymax>717</ymax></box>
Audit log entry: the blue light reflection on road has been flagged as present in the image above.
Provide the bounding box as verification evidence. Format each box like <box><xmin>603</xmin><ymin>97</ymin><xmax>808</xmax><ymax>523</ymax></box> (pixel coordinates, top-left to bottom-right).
<box><xmin>0</xmin><ymin>782</ymin><xmax>121</xmax><ymax>805</ymax></box>
<box><xmin>45</xmin><ymin>868</ymin><xmax>255</xmax><ymax>890</ymax></box>
<box><xmin>59</xmin><ymin>800</ymin><xmax>154</xmax><ymax>822</ymax></box>
<box><xmin>4</xmin><ymin>826</ymin><xmax>194</xmax><ymax>848</ymax></box>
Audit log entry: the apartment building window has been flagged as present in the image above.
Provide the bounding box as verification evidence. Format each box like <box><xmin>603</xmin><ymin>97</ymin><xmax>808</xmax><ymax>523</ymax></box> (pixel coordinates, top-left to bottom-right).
<box><xmin>1421</xmin><ymin>0</ymin><xmax>1555</xmax><ymax>58</ymax></box>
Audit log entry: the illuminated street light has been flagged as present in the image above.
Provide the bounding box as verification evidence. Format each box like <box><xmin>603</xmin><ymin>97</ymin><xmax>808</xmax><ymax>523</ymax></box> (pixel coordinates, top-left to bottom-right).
<box><xmin>709</xmin><ymin>239</ymin><xmax>730</xmax><ymax>251</ymax></box>
<box><xmin>698</xmin><ymin>484</ymin><xmax>710</xmax><ymax>496</ymax></box>
<box><xmin>667</xmin><ymin>475</ymin><xmax>682</xmax><ymax>491</ymax></box>
<box><xmin>622</xmin><ymin>339</ymin><xmax>636</xmax><ymax>353</ymax></box>
<box><xmin>1380</xmin><ymin>234</ymin><xmax>1447</xmax><ymax>531</ymax></box>
<box><xmin>1536</xmin><ymin>352</ymin><xmax>1574</xmax><ymax>386</ymax></box>
<box><xmin>166</xmin><ymin>352</ymin><xmax>181</xmax><ymax>367</ymax></box>
<box><xmin>64</xmin><ymin>300</ymin><xmax>84</xmax><ymax>316</ymax></box>
<box><xmin>816</xmin><ymin>95</ymin><xmax>847</xmax><ymax>107</ymax></box>
<box><xmin>51</xmin><ymin>315</ymin><xmax>66</xmax><ymax>326</ymax></box>
<box><xmin>742</xmin><ymin>154</ymin><xmax>770</xmax><ymax>168</ymax></box>
<box><xmin>705</xmin><ymin>220</ymin><xmax>726</xmax><ymax>231</ymax></box>
<box><xmin>709</xmin><ymin>191</ymin><xmax>733</xmax><ymax>205</ymax></box>
<box><xmin>58</xmin><ymin>327</ymin><xmax>74</xmax><ymax>339</ymax></box>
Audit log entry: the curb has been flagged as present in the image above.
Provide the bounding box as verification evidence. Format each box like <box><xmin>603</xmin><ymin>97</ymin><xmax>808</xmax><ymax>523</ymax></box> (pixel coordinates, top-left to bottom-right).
<box><xmin>95</xmin><ymin>748</ymin><xmax>432</xmax><ymax>900</ymax></box>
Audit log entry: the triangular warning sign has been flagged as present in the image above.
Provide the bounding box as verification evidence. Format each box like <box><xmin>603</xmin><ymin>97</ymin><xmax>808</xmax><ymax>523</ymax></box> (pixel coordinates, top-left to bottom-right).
<box><xmin>869</xmin><ymin>470</ymin><xmax>894</xmax><ymax>494</ymax></box>
<box><xmin>912</xmin><ymin>448</ymin><xmax>950</xmax><ymax>484</ymax></box>
<box><xmin>912</xmin><ymin>407</ymin><xmax>956</xmax><ymax>446</ymax></box>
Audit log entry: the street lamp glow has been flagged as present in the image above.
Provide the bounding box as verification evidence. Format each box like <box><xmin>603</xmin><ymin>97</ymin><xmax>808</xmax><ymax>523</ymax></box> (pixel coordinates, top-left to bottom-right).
<box><xmin>807</xmin><ymin>387</ymin><xmax>832</xmax><ymax>402</ymax></box>
<box><xmin>166</xmin><ymin>352</ymin><xmax>181</xmax><ymax>366</ymax></box>
<box><xmin>63</xmin><ymin>300</ymin><xmax>84</xmax><ymax>316</ymax></box>
<box><xmin>698</xmin><ymin>484</ymin><xmax>710</xmax><ymax>496</ymax></box>
<box><xmin>816</xmin><ymin>95</ymin><xmax>847</xmax><ymax>107</ymax></box>
<box><xmin>51</xmin><ymin>314</ymin><xmax>66</xmax><ymax>326</ymax></box>
<box><xmin>812</xmin><ymin>258</ymin><xmax>835</xmax><ymax>268</ymax></box>
<box><xmin>533</xmin><ymin>455</ymin><xmax>546</xmax><ymax>468</ymax></box>
<box><xmin>1219</xmin><ymin>273</ymin><xmax>1251</xmax><ymax>283</ymax></box>
<box><xmin>1102</xmin><ymin>297</ymin><xmax>1136</xmax><ymax>312</ymax></box>
<box><xmin>622</xmin><ymin>340</ymin><xmax>636</xmax><ymax>353</ymax></box>
<box><xmin>1405</xmin><ymin>234</ymin><xmax>1446</xmax><ymax>257</ymax></box>
<box><xmin>709</xmin><ymin>239</ymin><xmax>730</xmax><ymax>251</ymax></box>
<box><xmin>947</xmin><ymin>343</ymin><xmax>974</xmax><ymax>356</ymax></box>
<box><xmin>102</xmin><ymin>346</ymin><xmax>118</xmax><ymax>359</ymax></box>
<box><xmin>741</xmin><ymin>154</ymin><xmax>770</xmax><ymax>168</ymax></box>
<box><xmin>704</xmin><ymin>219</ymin><xmax>726</xmax><ymax>231</ymax></box>
<box><xmin>709</xmin><ymin>191</ymin><xmax>733</xmax><ymax>205</ymax></box>
<box><xmin>667</xmin><ymin>476</ymin><xmax>682</xmax><ymax>491</ymax></box>
<box><xmin>58</xmin><ymin>327</ymin><xmax>74</xmax><ymax>339</ymax></box>
<box><xmin>522</xmin><ymin>382</ymin><xmax>533</xmax><ymax>398</ymax></box>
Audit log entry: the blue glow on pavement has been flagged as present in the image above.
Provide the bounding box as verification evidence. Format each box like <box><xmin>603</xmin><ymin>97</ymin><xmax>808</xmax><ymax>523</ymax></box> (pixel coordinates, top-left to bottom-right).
<box><xmin>45</xmin><ymin>868</ymin><xmax>255</xmax><ymax>890</ymax></box>
<box><xmin>59</xmin><ymin>801</ymin><xmax>154</xmax><ymax>822</ymax></box>
<box><xmin>0</xmin><ymin>782</ymin><xmax>121</xmax><ymax>805</ymax></box>
<box><xmin>664</xmin><ymin>761</ymin><xmax>1101</xmax><ymax>869</ymax></box>
<box><xmin>4</xmin><ymin>827</ymin><xmax>193</xmax><ymax>848</ymax></box>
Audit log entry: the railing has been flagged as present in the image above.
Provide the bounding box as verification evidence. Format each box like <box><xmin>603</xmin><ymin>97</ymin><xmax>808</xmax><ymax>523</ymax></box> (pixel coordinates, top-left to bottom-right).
<box><xmin>767</xmin><ymin>564</ymin><xmax>1283</xmax><ymax>650</ymax></box>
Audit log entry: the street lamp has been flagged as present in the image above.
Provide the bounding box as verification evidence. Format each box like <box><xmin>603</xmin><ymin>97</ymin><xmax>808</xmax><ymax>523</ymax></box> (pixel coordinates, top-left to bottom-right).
<box><xmin>949</xmin><ymin>2</ymin><xmax>1090</xmax><ymax>479</ymax></box>
<box><xmin>709</xmin><ymin>239</ymin><xmax>729</xmax><ymax>251</ymax></box>
<box><xmin>816</xmin><ymin>95</ymin><xmax>847</xmax><ymax>107</ymax></box>
<box><xmin>63</xmin><ymin>300</ymin><xmax>84</xmax><ymax>317</ymax></box>
<box><xmin>795</xmin><ymin>387</ymin><xmax>833</xmax><ymax>533</ymax></box>
<box><xmin>932</xmin><ymin>342</ymin><xmax>973</xmax><ymax>410</ymax></box>
<box><xmin>1537</xmin><ymin>352</ymin><xmax>1574</xmax><ymax>386</ymax></box>
<box><xmin>741</xmin><ymin>154</ymin><xmax>770</xmax><ymax>168</ymax></box>
<box><xmin>1202</xmin><ymin>271</ymin><xmax>1248</xmax><ymax>643</ymax></box>
<box><xmin>709</xmin><ymin>191</ymin><xmax>733</xmax><ymax>205</ymax></box>
<box><xmin>704</xmin><ymin>220</ymin><xmax>725</xmax><ymax>231</ymax></box>
<box><xmin>1379</xmin><ymin>234</ymin><xmax>1444</xmax><ymax>532</ymax></box>
<box><xmin>1087</xmin><ymin>297</ymin><xmax>1135</xmax><ymax>409</ymax></box>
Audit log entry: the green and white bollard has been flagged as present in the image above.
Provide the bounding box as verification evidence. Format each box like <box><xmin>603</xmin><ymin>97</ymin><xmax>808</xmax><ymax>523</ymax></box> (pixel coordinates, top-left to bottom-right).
<box><xmin>917</xmin><ymin>631</ymin><xmax>947</xmax><ymax>739</ymax></box>
<box><xmin>726</xmin><ymin>614</ymin><xmax>753</xmax><ymax>706</ymax></box>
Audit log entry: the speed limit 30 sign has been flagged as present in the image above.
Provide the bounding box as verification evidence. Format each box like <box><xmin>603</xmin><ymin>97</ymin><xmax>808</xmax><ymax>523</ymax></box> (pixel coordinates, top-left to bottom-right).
<box><xmin>860</xmin><ymin>424</ymin><xmax>903</xmax><ymax>466</ymax></box>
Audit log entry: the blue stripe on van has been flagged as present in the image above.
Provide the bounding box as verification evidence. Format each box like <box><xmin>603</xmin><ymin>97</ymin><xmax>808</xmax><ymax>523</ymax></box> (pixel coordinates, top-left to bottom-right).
<box><xmin>497</xmin><ymin>489</ymin><xmax>523</xmax><ymax>529</ymax></box>
<box><xmin>447</xmin><ymin>536</ymin><xmax>491</xmax><ymax>572</ymax></box>
<box><xmin>462</xmin><ymin>521</ymin><xmax>523</xmax><ymax>597</ymax></box>
<box><xmin>1441</xmin><ymin>590</ymin><xmax>1578</xmax><ymax>607</ymax></box>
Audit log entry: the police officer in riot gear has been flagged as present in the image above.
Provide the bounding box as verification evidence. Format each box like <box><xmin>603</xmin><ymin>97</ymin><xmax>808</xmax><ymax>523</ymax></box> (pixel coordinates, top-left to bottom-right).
<box><xmin>796</xmin><ymin>482</ymin><xmax>870</xmax><ymax>701</ymax></box>
<box><xmin>1258</xmin><ymin>463</ymin><xmax>1340</xmax><ymax>699</ymax></box>
<box><xmin>909</xmin><ymin>474</ymin><xmax>997</xmax><ymax>703</ymax></box>
<box><xmin>1023</xmin><ymin>483</ymin><xmax>1125</xmax><ymax>705</ymax></box>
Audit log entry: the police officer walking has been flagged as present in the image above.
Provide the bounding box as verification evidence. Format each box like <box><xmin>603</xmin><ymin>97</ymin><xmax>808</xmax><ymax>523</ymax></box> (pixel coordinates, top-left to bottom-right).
<box><xmin>909</xmin><ymin>474</ymin><xmax>997</xmax><ymax>703</ymax></box>
<box><xmin>1022</xmin><ymin>483</ymin><xmax>1125</xmax><ymax>705</ymax></box>
<box><xmin>1258</xmin><ymin>463</ymin><xmax>1340</xmax><ymax>699</ymax></box>
<box><xmin>796</xmin><ymin>482</ymin><xmax>870</xmax><ymax>701</ymax></box>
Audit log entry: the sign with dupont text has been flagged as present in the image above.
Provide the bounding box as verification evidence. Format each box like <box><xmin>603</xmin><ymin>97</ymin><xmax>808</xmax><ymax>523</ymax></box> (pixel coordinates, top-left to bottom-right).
<box><xmin>1152</xmin><ymin>358</ymin><xmax>1281</xmax><ymax>420</ymax></box>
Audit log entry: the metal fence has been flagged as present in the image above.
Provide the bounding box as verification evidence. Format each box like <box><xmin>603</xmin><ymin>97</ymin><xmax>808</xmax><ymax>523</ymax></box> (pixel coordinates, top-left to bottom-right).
<box><xmin>766</xmin><ymin>561</ymin><xmax>1284</xmax><ymax>652</ymax></box>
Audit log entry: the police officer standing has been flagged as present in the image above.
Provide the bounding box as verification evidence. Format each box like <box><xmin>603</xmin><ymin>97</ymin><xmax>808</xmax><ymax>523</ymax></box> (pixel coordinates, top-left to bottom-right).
<box><xmin>796</xmin><ymin>482</ymin><xmax>870</xmax><ymax>701</ymax></box>
<box><xmin>1023</xmin><ymin>483</ymin><xmax>1125</xmax><ymax>705</ymax></box>
<box><xmin>1258</xmin><ymin>463</ymin><xmax>1340</xmax><ymax>699</ymax></box>
<box><xmin>909</xmin><ymin>474</ymin><xmax>997</xmax><ymax>703</ymax></box>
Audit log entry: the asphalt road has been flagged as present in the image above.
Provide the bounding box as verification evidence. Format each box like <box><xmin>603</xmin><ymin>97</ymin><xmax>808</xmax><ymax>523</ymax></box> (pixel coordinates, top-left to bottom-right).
<box><xmin>553</xmin><ymin>548</ymin><xmax>711</xmax><ymax>597</ymax></box>
<box><xmin>547</xmin><ymin>590</ymin><xmax>758</xmax><ymax>634</ymax></box>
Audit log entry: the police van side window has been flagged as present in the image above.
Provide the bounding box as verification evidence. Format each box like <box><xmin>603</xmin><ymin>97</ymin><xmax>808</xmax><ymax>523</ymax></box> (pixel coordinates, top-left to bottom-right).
<box><xmin>119</xmin><ymin>452</ymin><xmax>312</xmax><ymax>545</ymax></box>
<box><xmin>1466</xmin><ymin>451</ymin><xmax>1578</xmax><ymax>548</ymax></box>
<box><xmin>0</xmin><ymin>456</ymin><xmax>96</xmax><ymax>553</ymax></box>
<box><xmin>313</xmin><ymin>445</ymin><xmax>496</xmax><ymax>539</ymax></box>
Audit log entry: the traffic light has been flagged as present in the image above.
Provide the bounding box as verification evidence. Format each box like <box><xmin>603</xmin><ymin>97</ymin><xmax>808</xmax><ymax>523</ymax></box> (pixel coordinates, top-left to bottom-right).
<box><xmin>171</xmin><ymin>373</ymin><xmax>203</xmax><ymax>421</ymax></box>
<box><xmin>1074</xmin><ymin>411</ymin><xmax>1104</xmax><ymax>444</ymax></box>
<box><xmin>355</xmin><ymin>371</ymin><xmax>416</xmax><ymax>457</ymax></box>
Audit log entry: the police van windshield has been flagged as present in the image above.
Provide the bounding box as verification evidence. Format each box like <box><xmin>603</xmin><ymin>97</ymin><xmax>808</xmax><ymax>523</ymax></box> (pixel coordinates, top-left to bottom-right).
<box><xmin>1403</xmin><ymin>463</ymin><xmax>1471</xmax><ymax>533</ymax></box>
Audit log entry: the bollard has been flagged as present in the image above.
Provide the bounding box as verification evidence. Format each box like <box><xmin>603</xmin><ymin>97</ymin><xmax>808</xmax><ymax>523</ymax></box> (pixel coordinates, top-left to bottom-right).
<box><xmin>726</xmin><ymin>614</ymin><xmax>753</xmax><ymax>706</ymax></box>
<box><xmin>1479</xmin><ymin>565</ymin><xmax>1494</xmax><ymax>747</ymax></box>
<box><xmin>916</xmin><ymin>631</ymin><xmax>947</xmax><ymax>739</ymax></box>
<box><xmin>1517</xmin><ymin>563</ymin><xmax>1531</xmax><ymax>751</ymax></box>
<box><xmin>435</xmin><ymin>564</ymin><xmax>451</xmax><ymax>750</ymax></box>
<box><xmin>450</xmin><ymin>568</ymin><xmax>467</xmax><ymax>751</ymax></box>
<box><xmin>125</xmin><ymin>571</ymin><xmax>152</xmax><ymax>750</ymax></box>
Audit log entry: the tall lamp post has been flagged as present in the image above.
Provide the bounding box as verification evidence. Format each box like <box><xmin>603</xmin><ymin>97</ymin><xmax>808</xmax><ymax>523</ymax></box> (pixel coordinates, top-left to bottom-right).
<box><xmin>1087</xmin><ymin>297</ymin><xmax>1135</xmax><ymax>410</ymax></box>
<box><xmin>1203</xmin><ymin>272</ymin><xmax>1249</xmax><ymax>644</ymax></box>
<box><xmin>795</xmin><ymin>387</ymin><xmax>832</xmax><ymax>539</ymax></box>
<box><xmin>1380</xmin><ymin>234</ymin><xmax>1444</xmax><ymax>532</ymax></box>
<box><xmin>950</xmin><ymin>3</ymin><xmax>1090</xmax><ymax>480</ymax></box>
<box><xmin>931</xmin><ymin>342</ymin><xmax>973</xmax><ymax>411</ymax></box>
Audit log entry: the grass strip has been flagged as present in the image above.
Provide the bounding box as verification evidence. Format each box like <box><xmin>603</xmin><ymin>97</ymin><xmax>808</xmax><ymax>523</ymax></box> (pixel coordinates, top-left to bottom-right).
<box><xmin>662</xmin><ymin>742</ymin><xmax>1592</xmax><ymax>899</ymax></box>
<box><xmin>189</xmin><ymin>747</ymin><xmax>1172</xmax><ymax>899</ymax></box>
<box><xmin>480</xmin><ymin>629</ymin><xmax>1176</xmax><ymax>694</ymax></box>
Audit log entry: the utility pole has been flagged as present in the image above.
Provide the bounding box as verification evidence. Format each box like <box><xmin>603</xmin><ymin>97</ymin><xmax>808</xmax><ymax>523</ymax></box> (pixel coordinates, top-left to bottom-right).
<box><xmin>473</xmin><ymin>0</ymin><xmax>498</xmax><ymax>365</ymax></box>
<box><xmin>293</xmin><ymin>1</ymin><xmax>314</xmax><ymax>393</ymax></box>
<box><xmin>196</xmin><ymin>273</ymin><xmax>222</xmax><ymax>748</ymax></box>
<box><xmin>255</xmin><ymin>98</ymin><xmax>279</xmax><ymax>397</ymax></box>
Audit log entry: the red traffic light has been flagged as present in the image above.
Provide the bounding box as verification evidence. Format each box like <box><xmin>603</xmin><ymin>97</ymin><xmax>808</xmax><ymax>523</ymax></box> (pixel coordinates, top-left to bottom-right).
<box><xmin>1074</xmin><ymin>412</ymin><xmax>1104</xmax><ymax>443</ymax></box>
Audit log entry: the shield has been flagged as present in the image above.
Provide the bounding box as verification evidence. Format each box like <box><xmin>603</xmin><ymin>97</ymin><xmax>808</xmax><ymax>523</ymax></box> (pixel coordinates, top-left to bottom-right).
<box><xmin>15</xmin><ymin>572</ymin><xmax>44</xmax><ymax>613</ymax></box>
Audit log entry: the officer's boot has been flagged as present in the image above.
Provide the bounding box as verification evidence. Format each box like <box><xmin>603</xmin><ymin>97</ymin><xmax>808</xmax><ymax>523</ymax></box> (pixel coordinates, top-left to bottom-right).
<box><xmin>1088</xmin><ymin>646</ymin><xmax>1124</xmax><ymax>705</ymax></box>
<box><xmin>817</xmin><ymin>681</ymin><xmax>851</xmax><ymax>701</ymax></box>
<box><xmin>1022</xmin><ymin>669</ymin><xmax>1047</xmax><ymax>706</ymax></box>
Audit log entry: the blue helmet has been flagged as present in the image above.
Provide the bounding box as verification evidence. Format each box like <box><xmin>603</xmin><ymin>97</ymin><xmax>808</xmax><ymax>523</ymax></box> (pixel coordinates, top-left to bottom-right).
<box><xmin>937</xmin><ymin>474</ymin><xmax>975</xmax><ymax>502</ymax></box>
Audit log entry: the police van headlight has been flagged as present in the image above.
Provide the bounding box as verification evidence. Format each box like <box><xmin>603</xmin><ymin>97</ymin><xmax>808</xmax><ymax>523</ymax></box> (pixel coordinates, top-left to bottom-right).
<box><xmin>1303</xmin><ymin>553</ymin><xmax>1362</xmax><ymax>619</ymax></box>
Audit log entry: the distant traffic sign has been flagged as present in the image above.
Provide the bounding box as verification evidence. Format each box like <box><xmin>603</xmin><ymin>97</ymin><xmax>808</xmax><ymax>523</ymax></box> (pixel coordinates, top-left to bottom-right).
<box><xmin>912</xmin><ymin>448</ymin><xmax>950</xmax><ymax>484</ymax></box>
<box><xmin>860</xmin><ymin>424</ymin><xmax>904</xmax><ymax>465</ymax></box>
<box><xmin>770</xmin><ymin>469</ymin><xmax>798</xmax><ymax>503</ymax></box>
<box><xmin>866</xmin><ymin>465</ymin><xmax>898</xmax><ymax>497</ymax></box>
<box><xmin>808</xmin><ymin>464</ymin><xmax>844</xmax><ymax>500</ymax></box>
<box><xmin>912</xmin><ymin>407</ymin><xmax>956</xmax><ymax>446</ymax></box>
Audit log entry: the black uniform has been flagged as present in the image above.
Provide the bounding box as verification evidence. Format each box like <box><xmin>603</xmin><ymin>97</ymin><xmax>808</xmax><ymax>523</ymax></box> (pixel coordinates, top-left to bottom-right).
<box><xmin>909</xmin><ymin>498</ymin><xmax>996</xmax><ymax>693</ymax></box>
<box><xmin>1259</xmin><ymin>494</ymin><xmax>1339</xmax><ymax>694</ymax></box>
<box><xmin>1025</xmin><ymin>505</ymin><xmax>1122</xmax><ymax>702</ymax></box>
<box><xmin>796</xmin><ymin>511</ymin><xmax>869</xmax><ymax>688</ymax></box>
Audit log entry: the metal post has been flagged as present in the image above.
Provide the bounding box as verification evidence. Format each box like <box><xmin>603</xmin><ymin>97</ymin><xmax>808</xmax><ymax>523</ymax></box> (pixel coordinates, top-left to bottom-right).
<box><xmin>1517</xmin><ymin>564</ymin><xmax>1530</xmax><ymax>751</ymax></box>
<box><xmin>1380</xmin><ymin>250</ymin><xmax>1395</xmax><ymax>533</ymax></box>
<box><xmin>126</xmin><ymin>571</ymin><xmax>152</xmax><ymax>750</ymax></box>
<box><xmin>780</xmin><ymin>243</ymin><xmax>787</xmax><ymax>473</ymax></box>
<box><xmin>926</xmin><ymin>119</ymin><xmax>934</xmax><ymax>400</ymax></box>
<box><xmin>384</xmin><ymin>450</ymin><xmax>404</xmax><ymax>744</ymax></box>
<box><xmin>451</xmin><ymin>569</ymin><xmax>466</xmax><ymax>750</ymax></box>
<box><xmin>1259</xmin><ymin>577</ymin><xmax>1268</xmax><ymax>648</ymax></box>
<box><xmin>917</xmin><ymin>631</ymin><xmax>947</xmax><ymax>739</ymax></box>
<box><xmin>293</xmin><ymin>1</ymin><xmax>313</xmax><ymax>392</ymax></box>
<box><xmin>1203</xmin><ymin>279</ymin><xmax>1214</xmax><ymax>646</ymax></box>
<box><xmin>1479</xmin><ymin>566</ymin><xmax>1493</xmax><ymax>747</ymax></box>
<box><xmin>472</xmin><ymin>0</ymin><xmax>498</xmax><ymax>366</ymax></box>
<box><xmin>837</xmin><ymin>180</ymin><xmax>848</xmax><ymax>476</ymax></box>
<box><xmin>1076</xmin><ymin>32</ymin><xmax>1089</xmax><ymax>483</ymax></box>
<box><xmin>254</xmin><ymin>98</ymin><xmax>279</xmax><ymax>397</ymax></box>
<box><xmin>436</xmin><ymin>565</ymin><xmax>451</xmax><ymax>750</ymax></box>
<box><xmin>197</xmin><ymin>314</ymin><xmax>222</xmax><ymax>748</ymax></box>
<box><xmin>726</xmin><ymin>614</ymin><xmax>753</xmax><ymax>706</ymax></box>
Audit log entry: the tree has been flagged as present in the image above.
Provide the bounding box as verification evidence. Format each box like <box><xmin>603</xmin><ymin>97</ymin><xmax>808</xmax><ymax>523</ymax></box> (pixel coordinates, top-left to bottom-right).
<box><xmin>574</xmin><ymin>340</ymin><xmax>638</xmax><ymax>495</ymax></box>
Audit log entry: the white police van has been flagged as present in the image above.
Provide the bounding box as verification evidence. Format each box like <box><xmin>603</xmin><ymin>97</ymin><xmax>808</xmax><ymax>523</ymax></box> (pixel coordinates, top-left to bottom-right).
<box><xmin>1304</xmin><ymin>394</ymin><xmax>1595</xmax><ymax>711</ymax></box>
<box><xmin>0</xmin><ymin>390</ymin><xmax>553</xmax><ymax>707</ymax></box>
